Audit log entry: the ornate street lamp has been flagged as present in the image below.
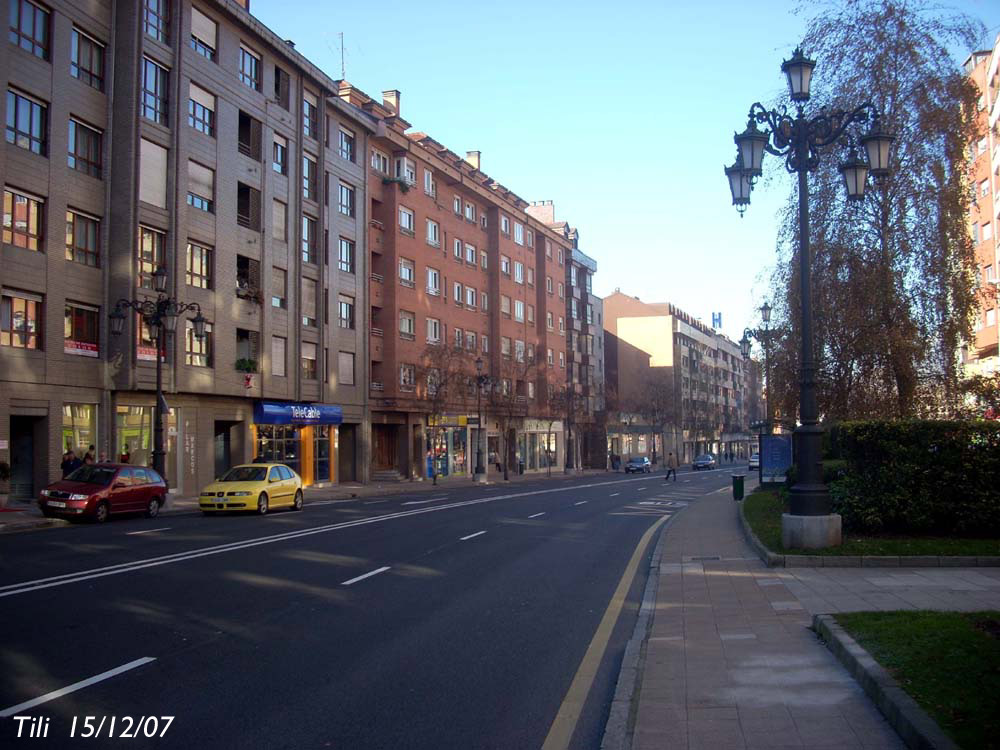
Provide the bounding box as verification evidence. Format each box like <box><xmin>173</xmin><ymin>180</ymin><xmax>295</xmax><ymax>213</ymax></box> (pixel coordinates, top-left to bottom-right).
<box><xmin>743</xmin><ymin>302</ymin><xmax>776</xmax><ymax>484</ymax></box>
<box><xmin>109</xmin><ymin>267</ymin><xmax>205</xmax><ymax>478</ymax></box>
<box><xmin>725</xmin><ymin>155</ymin><xmax>753</xmax><ymax>215</ymax></box>
<box><xmin>726</xmin><ymin>48</ymin><xmax>893</xmax><ymax>547</ymax></box>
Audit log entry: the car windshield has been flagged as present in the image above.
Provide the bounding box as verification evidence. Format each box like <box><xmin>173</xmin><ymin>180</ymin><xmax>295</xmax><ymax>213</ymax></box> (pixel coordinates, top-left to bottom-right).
<box><xmin>696</xmin><ymin>455</ymin><xmax>712</xmax><ymax>461</ymax></box>
<box><xmin>220</xmin><ymin>466</ymin><xmax>268</xmax><ymax>482</ymax></box>
<box><xmin>65</xmin><ymin>465</ymin><xmax>117</xmax><ymax>486</ymax></box>
<box><xmin>628</xmin><ymin>458</ymin><xmax>644</xmax><ymax>463</ymax></box>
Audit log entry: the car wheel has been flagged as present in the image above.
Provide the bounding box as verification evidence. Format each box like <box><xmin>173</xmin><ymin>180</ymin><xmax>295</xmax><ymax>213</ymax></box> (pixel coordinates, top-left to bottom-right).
<box><xmin>145</xmin><ymin>497</ymin><xmax>161</xmax><ymax>519</ymax></box>
<box><xmin>41</xmin><ymin>508</ymin><xmax>54</xmax><ymax>518</ymax></box>
<box><xmin>292</xmin><ymin>490</ymin><xmax>303</xmax><ymax>511</ymax></box>
<box><xmin>94</xmin><ymin>501</ymin><xmax>110</xmax><ymax>524</ymax></box>
<box><xmin>257</xmin><ymin>493</ymin><xmax>269</xmax><ymax>515</ymax></box>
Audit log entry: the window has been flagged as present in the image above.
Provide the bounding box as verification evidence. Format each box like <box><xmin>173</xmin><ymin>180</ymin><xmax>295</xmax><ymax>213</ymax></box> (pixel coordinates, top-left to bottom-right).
<box><xmin>988</xmin><ymin>308</ymin><xmax>997</xmax><ymax>327</ymax></box>
<box><xmin>453</xmin><ymin>195</ymin><xmax>462</xmax><ymax>215</ymax></box>
<box><xmin>270</xmin><ymin>336</ymin><xmax>286</xmax><ymax>376</ymax></box>
<box><xmin>482</xmin><ymin>335</ymin><xmax>489</xmax><ymax>353</ymax></box>
<box><xmin>338</xmin><ymin>127</ymin><xmax>356</xmax><ymax>162</ymax></box>
<box><xmin>185</xmin><ymin>319</ymin><xmax>212</xmax><ymax>367</ymax></box>
<box><xmin>426</xmin><ymin>219</ymin><xmax>440</xmax><ymax>246</ymax></box>
<box><xmin>586</xmin><ymin>274</ymin><xmax>592</xmax><ymax>293</ymax></box>
<box><xmin>426</xmin><ymin>266</ymin><xmax>440</xmax><ymax>295</ymax></box>
<box><xmin>302</xmin><ymin>90</ymin><xmax>319</xmax><ymax>138</ymax></box>
<box><xmin>586</xmin><ymin>304</ymin><xmax>593</xmax><ymax>324</ymax></box>
<box><xmin>3</xmin><ymin>188</ymin><xmax>43</xmax><ymax>251</ymax></box>
<box><xmin>981</xmin><ymin>180</ymin><xmax>990</xmax><ymax>198</ymax></box>
<box><xmin>528</xmin><ymin>382</ymin><xmax>535</xmax><ymax>399</ymax></box>
<box><xmin>514</xmin><ymin>262</ymin><xmax>524</xmax><ymax>284</ymax></box>
<box><xmin>423</xmin><ymin>169</ymin><xmax>436</xmax><ymax>196</ymax></box>
<box><xmin>302</xmin><ymin>216</ymin><xmax>317</xmax><ymax>264</ymax></box>
<box><xmin>984</xmin><ymin>223</ymin><xmax>994</xmax><ymax>242</ymax></box>
<box><xmin>9</xmin><ymin>0</ymin><xmax>49</xmax><ymax>58</ymax></box>
<box><xmin>453</xmin><ymin>281</ymin><xmax>463</xmax><ymax>304</ymax></box>
<box><xmin>972</xmin><ymin>223</ymin><xmax>980</xmax><ymax>244</ymax></box>
<box><xmin>1</xmin><ymin>289</ymin><xmax>42</xmax><ymax>349</ymax></box>
<box><xmin>466</xmin><ymin>287</ymin><xmax>477</xmax><ymax>308</ymax></box>
<box><xmin>302</xmin><ymin>155</ymin><xmax>317</xmax><ymax>200</ymax></box>
<box><xmin>395</xmin><ymin>157</ymin><xmax>416</xmax><ymax>185</ymax></box>
<box><xmin>139</xmin><ymin>139</ymin><xmax>167</xmax><ymax>207</ymax></box>
<box><xmin>464</xmin><ymin>202</ymin><xmax>476</xmax><ymax>222</ymax></box>
<box><xmin>185</xmin><ymin>241</ymin><xmax>212</xmax><ymax>288</ymax></box>
<box><xmin>337</xmin><ymin>294</ymin><xmax>355</xmax><ymax>330</ymax></box>
<box><xmin>141</xmin><ymin>58</ymin><xmax>168</xmax><ymax>124</ymax></box>
<box><xmin>338</xmin><ymin>351</ymin><xmax>355</xmax><ymax>385</ymax></box>
<box><xmin>61</xmin><ymin>302</ymin><xmax>98</xmax><ymax>357</ymax></box>
<box><xmin>338</xmin><ymin>182</ymin><xmax>356</xmax><ymax>217</ymax></box>
<box><xmin>465</xmin><ymin>243</ymin><xmax>476</xmax><ymax>264</ymax></box>
<box><xmin>237</xmin><ymin>110</ymin><xmax>261</xmax><ymax>160</ymax></box>
<box><xmin>571</xmin><ymin>298</ymin><xmax>579</xmax><ymax>319</ymax></box>
<box><xmin>545</xmin><ymin>240</ymin><xmax>552</xmax><ymax>259</ymax></box>
<box><xmin>501</xmin><ymin>337</ymin><xmax>511</xmax><ymax>357</ymax></box>
<box><xmin>515</xmin><ymin>339</ymin><xmax>525</xmax><ymax>362</ymax></box>
<box><xmin>137</xmin><ymin>226</ymin><xmax>164</xmax><ymax>289</ymax></box>
<box><xmin>371</xmin><ymin>148</ymin><xmax>389</xmax><ymax>173</ymax></box>
<box><xmin>188</xmin><ymin>83</ymin><xmax>215</xmax><ymax>135</ymax></box>
<box><xmin>481</xmin><ymin>250</ymin><xmax>488</xmax><ymax>269</ymax></box>
<box><xmin>5</xmin><ymin>89</ymin><xmax>46</xmax><ymax>154</ymax></box>
<box><xmin>501</xmin><ymin>295</ymin><xmax>511</xmax><ymax>316</ymax></box>
<box><xmin>65</xmin><ymin>210</ymin><xmax>99</xmax><ymax>266</ymax></box>
<box><xmin>186</xmin><ymin>161</ymin><xmax>214</xmax><ymax>212</ymax></box>
<box><xmin>399</xmin><ymin>206</ymin><xmax>415</xmax><ymax>234</ymax></box>
<box><xmin>547</xmin><ymin>348</ymin><xmax>554</xmax><ymax>365</ymax></box>
<box><xmin>235</xmin><ymin>328</ymin><xmax>259</xmax><ymax>368</ymax></box>
<box><xmin>239</xmin><ymin>45</ymin><xmax>260</xmax><ymax>91</ymax></box>
<box><xmin>558</xmin><ymin>282</ymin><xmax>565</xmax><ymax>299</ymax></box>
<box><xmin>559</xmin><ymin>316</ymin><xmax>565</xmax><ymax>333</ymax></box>
<box><xmin>501</xmin><ymin>255</ymin><xmax>511</xmax><ymax>275</ymax></box>
<box><xmin>453</xmin><ymin>238</ymin><xmax>463</xmax><ymax>259</ymax></box>
<box><xmin>143</xmin><ymin>0</ymin><xmax>168</xmax><ymax>42</ymax></box>
<box><xmin>301</xmin><ymin>277</ymin><xmax>317</xmax><ymax>327</ymax></box>
<box><xmin>454</xmin><ymin>327</ymin><xmax>463</xmax><ymax>348</ymax></box>
<box><xmin>526</xmin><ymin>268</ymin><xmax>534</xmax><ymax>286</ymax></box>
<box><xmin>187</xmin><ymin>9</ymin><xmax>216</xmax><ymax>59</ymax></box>
<box><xmin>399</xmin><ymin>258</ymin><xmax>415</xmax><ymax>286</ymax></box>
<box><xmin>399</xmin><ymin>310</ymin><xmax>415</xmax><ymax>337</ymax></box>
<box><xmin>559</xmin><ymin>351</ymin><xmax>565</xmax><ymax>368</ymax></box>
<box><xmin>300</xmin><ymin>341</ymin><xmax>317</xmax><ymax>379</ymax></box>
<box><xmin>570</xmin><ymin>266</ymin><xmax>578</xmax><ymax>287</ymax></box>
<box><xmin>400</xmin><ymin>363</ymin><xmax>416</xmax><ymax>388</ymax></box>
<box><xmin>514</xmin><ymin>222</ymin><xmax>524</xmax><ymax>245</ymax></box>
<box><xmin>557</xmin><ymin>248</ymin><xmax>564</xmax><ymax>265</ymax></box>
<box><xmin>481</xmin><ymin>292</ymin><xmax>488</xmax><ymax>311</ymax></box>
<box><xmin>501</xmin><ymin>215</ymin><xmax>510</xmax><ymax>236</ymax></box>
<box><xmin>514</xmin><ymin>300</ymin><xmax>524</xmax><ymax>322</ymax></box>
<box><xmin>272</xmin><ymin>199</ymin><xmax>286</xmax><ymax>241</ymax></box>
<box><xmin>464</xmin><ymin>331</ymin><xmax>475</xmax><ymax>351</ymax></box>
<box><xmin>338</xmin><ymin>237</ymin><xmax>355</xmax><ymax>274</ymax></box>
<box><xmin>236</xmin><ymin>254</ymin><xmax>260</xmax><ymax>294</ymax></box>
<box><xmin>527</xmin><ymin>304</ymin><xmax>535</xmax><ymax>323</ymax></box>
<box><xmin>71</xmin><ymin>28</ymin><xmax>104</xmax><ymax>89</ymax></box>
<box><xmin>266</xmin><ymin>136</ymin><xmax>286</xmax><ymax>175</ymax></box>
<box><xmin>426</xmin><ymin>317</ymin><xmax>441</xmax><ymax>344</ymax></box>
<box><xmin>526</xmin><ymin>230</ymin><xmax>534</xmax><ymax>247</ymax></box>
<box><xmin>271</xmin><ymin>267</ymin><xmax>286</xmax><ymax>308</ymax></box>
<box><xmin>546</xmin><ymin>276</ymin><xmax>553</xmax><ymax>294</ymax></box>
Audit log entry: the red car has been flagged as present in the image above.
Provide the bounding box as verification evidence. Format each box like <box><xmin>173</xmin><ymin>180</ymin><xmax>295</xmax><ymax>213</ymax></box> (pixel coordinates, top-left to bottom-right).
<box><xmin>39</xmin><ymin>464</ymin><xmax>167</xmax><ymax>523</ymax></box>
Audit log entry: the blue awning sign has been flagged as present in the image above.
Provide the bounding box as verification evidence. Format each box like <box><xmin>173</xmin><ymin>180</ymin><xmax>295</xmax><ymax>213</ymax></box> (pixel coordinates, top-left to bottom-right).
<box><xmin>254</xmin><ymin>401</ymin><xmax>343</xmax><ymax>425</ymax></box>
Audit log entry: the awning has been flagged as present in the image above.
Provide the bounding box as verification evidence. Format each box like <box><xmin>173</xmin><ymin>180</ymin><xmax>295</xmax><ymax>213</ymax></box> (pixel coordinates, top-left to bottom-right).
<box><xmin>254</xmin><ymin>401</ymin><xmax>343</xmax><ymax>426</ymax></box>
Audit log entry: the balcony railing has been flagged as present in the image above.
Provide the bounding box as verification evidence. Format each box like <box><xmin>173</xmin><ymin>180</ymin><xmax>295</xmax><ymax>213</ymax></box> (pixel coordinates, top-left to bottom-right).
<box><xmin>371</xmin><ymin>381</ymin><xmax>384</xmax><ymax>391</ymax></box>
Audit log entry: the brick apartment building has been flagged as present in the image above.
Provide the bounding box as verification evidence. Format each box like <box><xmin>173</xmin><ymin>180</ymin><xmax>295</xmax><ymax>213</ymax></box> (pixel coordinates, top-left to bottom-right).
<box><xmin>603</xmin><ymin>291</ymin><xmax>759</xmax><ymax>465</ymax></box>
<box><xmin>964</xmin><ymin>39</ymin><xmax>1000</xmax><ymax>386</ymax></box>
<box><xmin>1</xmin><ymin>0</ymin><xmax>372</xmax><ymax>500</ymax></box>
<box><xmin>335</xmin><ymin>83</ymin><xmax>573</xmax><ymax>480</ymax></box>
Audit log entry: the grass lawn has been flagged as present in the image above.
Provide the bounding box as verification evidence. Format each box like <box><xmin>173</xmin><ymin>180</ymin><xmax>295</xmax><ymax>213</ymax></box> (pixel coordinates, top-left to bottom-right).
<box><xmin>835</xmin><ymin>611</ymin><xmax>1000</xmax><ymax>749</ymax></box>
<box><xmin>742</xmin><ymin>489</ymin><xmax>1000</xmax><ymax>556</ymax></box>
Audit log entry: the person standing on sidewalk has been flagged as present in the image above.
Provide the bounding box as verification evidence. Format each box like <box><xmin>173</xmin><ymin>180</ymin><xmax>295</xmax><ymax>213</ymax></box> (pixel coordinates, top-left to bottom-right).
<box><xmin>664</xmin><ymin>452</ymin><xmax>678</xmax><ymax>482</ymax></box>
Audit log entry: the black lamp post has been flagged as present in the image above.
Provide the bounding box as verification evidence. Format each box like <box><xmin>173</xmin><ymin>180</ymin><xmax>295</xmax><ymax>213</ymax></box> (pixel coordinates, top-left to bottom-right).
<box><xmin>741</xmin><ymin>301</ymin><xmax>774</xmax><ymax>484</ymax></box>
<box><xmin>109</xmin><ymin>266</ymin><xmax>206</xmax><ymax>478</ymax></box>
<box><xmin>475</xmin><ymin>356</ymin><xmax>487</xmax><ymax>478</ymax></box>
<box><xmin>726</xmin><ymin>47</ymin><xmax>893</xmax><ymax>539</ymax></box>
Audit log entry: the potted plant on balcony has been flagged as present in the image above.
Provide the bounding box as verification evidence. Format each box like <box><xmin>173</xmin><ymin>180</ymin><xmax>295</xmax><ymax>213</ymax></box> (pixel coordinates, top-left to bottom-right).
<box><xmin>235</xmin><ymin>358</ymin><xmax>258</xmax><ymax>373</ymax></box>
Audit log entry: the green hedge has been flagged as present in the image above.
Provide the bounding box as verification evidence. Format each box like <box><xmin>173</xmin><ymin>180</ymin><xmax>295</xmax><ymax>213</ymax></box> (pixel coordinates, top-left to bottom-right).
<box><xmin>786</xmin><ymin>459</ymin><xmax>849</xmax><ymax>486</ymax></box>
<box><xmin>833</xmin><ymin>420</ymin><xmax>1000</xmax><ymax>535</ymax></box>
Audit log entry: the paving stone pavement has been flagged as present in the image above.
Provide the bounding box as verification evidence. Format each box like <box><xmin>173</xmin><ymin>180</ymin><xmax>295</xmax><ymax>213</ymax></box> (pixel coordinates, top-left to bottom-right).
<box><xmin>632</xmin><ymin>490</ymin><xmax>1000</xmax><ymax>750</ymax></box>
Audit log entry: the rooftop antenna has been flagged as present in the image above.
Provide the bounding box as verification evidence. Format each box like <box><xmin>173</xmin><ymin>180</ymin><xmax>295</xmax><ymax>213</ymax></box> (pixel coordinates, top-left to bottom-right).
<box><xmin>339</xmin><ymin>32</ymin><xmax>345</xmax><ymax>79</ymax></box>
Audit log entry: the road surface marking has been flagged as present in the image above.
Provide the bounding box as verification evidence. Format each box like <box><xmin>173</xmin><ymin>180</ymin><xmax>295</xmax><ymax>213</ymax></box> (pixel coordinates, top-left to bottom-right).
<box><xmin>126</xmin><ymin>528</ymin><xmax>170</xmax><ymax>535</ymax></box>
<box><xmin>460</xmin><ymin>531</ymin><xmax>486</xmax><ymax>541</ymax></box>
<box><xmin>637</xmin><ymin>487</ymin><xmax>647</xmax><ymax>491</ymax></box>
<box><xmin>402</xmin><ymin>496</ymin><xmax>448</xmax><ymax>505</ymax></box>
<box><xmin>0</xmin><ymin>657</ymin><xmax>156</xmax><ymax>718</ymax></box>
<box><xmin>341</xmin><ymin>566</ymin><xmax>391</xmax><ymax>586</ymax></box>
<box><xmin>528</xmin><ymin>512</ymin><xmax>546</xmax><ymax>518</ymax></box>
<box><xmin>541</xmin><ymin>514</ymin><xmax>670</xmax><ymax>750</ymax></box>
<box><xmin>363</xmin><ymin>500</ymin><xmax>387</xmax><ymax>505</ymax></box>
<box><xmin>308</xmin><ymin>500</ymin><xmax>338</xmax><ymax>507</ymax></box>
<box><xmin>574</xmin><ymin>501</ymin><xmax>587</xmax><ymax>506</ymax></box>
<box><xmin>610</xmin><ymin>492</ymin><xmax>620</xmax><ymax>497</ymax></box>
<box><xmin>714</xmin><ymin>487</ymin><xmax>730</xmax><ymax>494</ymax></box>
<box><xmin>0</xmin><ymin>475</ymin><xmax>675</xmax><ymax>599</ymax></box>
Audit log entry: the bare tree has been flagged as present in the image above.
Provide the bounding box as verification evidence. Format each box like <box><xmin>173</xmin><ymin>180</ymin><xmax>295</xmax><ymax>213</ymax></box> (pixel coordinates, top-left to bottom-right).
<box><xmin>486</xmin><ymin>354</ymin><xmax>537</xmax><ymax>481</ymax></box>
<box><xmin>417</xmin><ymin>342</ymin><xmax>472</xmax><ymax>485</ymax></box>
<box><xmin>629</xmin><ymin>368</ymin><xmax>679</xmax><ymax>468</ymax></box>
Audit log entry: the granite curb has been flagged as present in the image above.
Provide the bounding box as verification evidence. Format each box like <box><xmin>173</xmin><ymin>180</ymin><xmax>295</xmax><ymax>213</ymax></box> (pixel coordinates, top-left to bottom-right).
<box><xmin>599</xmin><ymin>505</ymin><xmax>680</xmax><ymax>750</ymax></box>
<box><xmin>737</xmin><ymin>496</ymin><xmax>999</xmax><ymax>568</ymax></box>
<box><xmin>813</xmin><ymin>614</ymin><xmax>959</xmax><ymax>750</ymax></box>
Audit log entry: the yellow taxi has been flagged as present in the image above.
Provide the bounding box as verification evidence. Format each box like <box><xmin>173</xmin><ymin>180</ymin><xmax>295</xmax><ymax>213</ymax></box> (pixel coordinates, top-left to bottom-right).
<box><xmin>199</xmin><ymin>463</ymin><xmax>303</xmax><ymax>515</ymax></box>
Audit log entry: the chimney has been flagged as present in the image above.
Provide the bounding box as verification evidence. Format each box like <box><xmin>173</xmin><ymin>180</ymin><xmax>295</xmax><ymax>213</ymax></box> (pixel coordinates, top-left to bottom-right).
<box><xmin>382</xmin><ymin>89</ymin><xmax>400</xmax><ymax>115</ymax></box>
<box><xmin>525</xmin><ymin>200</ymin><xmax>555</xmax><ymax>224</ymax></box>
<box><xmin>465</xmin><ymin>150</ymin><xmax>481</xmax><ymax>170</ymax></box>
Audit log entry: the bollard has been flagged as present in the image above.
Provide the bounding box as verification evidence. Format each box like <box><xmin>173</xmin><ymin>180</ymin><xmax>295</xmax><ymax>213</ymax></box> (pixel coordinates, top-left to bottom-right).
<box><xmin>732</xmin><ymin>474</ymin><xmax>745</xmax><ymax>501</ymax></box>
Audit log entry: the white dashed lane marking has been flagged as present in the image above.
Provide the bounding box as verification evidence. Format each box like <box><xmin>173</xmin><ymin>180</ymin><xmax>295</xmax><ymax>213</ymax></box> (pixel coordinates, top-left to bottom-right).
<box><xmin>341</xmin><ymin>566</ymin><xmax>391</xmax><ymax>586</ymax></box>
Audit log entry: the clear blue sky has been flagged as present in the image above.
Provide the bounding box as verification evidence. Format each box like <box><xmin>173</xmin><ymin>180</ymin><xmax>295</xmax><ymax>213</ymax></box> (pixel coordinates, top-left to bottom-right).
<box><xmin>253</xmin><ymin>0</ymin><xmax>1000</xmax><ymax>343</ymax></box>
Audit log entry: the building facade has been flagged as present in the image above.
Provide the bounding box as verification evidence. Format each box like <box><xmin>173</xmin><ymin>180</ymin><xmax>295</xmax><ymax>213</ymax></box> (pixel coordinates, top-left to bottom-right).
<box><xmin>1</xmin><ymin>0</ymin><xmax>372</xmax><ymax>500</ymax></box>
<box><xmin>603</xmin><ymin>291</ymin><xmax>759</xmax><ymax>464</ymax></box>
<box><xmin>964</xmin><ymin>39</ymin><xmax>1000</xmax><ymax>386</ymax></box>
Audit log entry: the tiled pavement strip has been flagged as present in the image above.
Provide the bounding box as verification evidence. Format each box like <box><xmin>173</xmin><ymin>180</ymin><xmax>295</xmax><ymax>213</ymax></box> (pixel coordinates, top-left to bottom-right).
<box><xmin>632</xmin><ymin>487</ymin><xmax>1000</xmax><ymax>750</ymax></box>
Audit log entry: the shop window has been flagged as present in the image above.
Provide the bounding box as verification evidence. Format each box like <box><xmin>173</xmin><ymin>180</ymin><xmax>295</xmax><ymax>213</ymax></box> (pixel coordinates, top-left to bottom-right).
<box><xmin>64</xmin><ymin>302</ymin><xmax>99</xmax><ymax>357</ymax></box>
<box><xmin>255</xmin><ymin>425</ymin><xmax>300</xmax><ymax>474</ymax></box>
<box><xmin>314</xmin><ymin>426</ymin><xmax>331</xmax><ymax>482</ymax></box>
<box><xmin>61</xmin><ymin>403</ymin><xmax>97</xmax><ymax>459</ymax></box>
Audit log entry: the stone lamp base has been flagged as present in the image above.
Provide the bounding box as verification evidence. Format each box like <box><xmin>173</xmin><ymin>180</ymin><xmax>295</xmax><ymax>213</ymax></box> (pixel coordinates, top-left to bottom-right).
<box><xmin>782</xmin><ymin>513</ymin><xmax>842</xmax><ymax>549</ymax></box>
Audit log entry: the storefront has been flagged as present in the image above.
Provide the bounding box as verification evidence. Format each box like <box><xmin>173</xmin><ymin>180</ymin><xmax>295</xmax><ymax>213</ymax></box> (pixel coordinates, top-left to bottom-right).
<box><xmin>522</xmin><ymin>419</ymin><xmax>562</xmax><ymax>473</ymax></box>
<box><xmin>115</xmin><ymin>404</ymin><xmax>179</xmax><ymax>487</ymax></box>
<box><xmin>426</xmin><ymin>415</ymin><xmax>471</xmax><ymax>478</ymax></box>
<box><xmin>252</xmin><ymin>401</ymin><xmax>342</xmax><ymax>487</ymax></box>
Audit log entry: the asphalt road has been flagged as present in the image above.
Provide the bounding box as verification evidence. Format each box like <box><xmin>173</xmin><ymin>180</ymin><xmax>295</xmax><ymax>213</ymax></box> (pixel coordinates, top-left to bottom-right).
<box><xmin>0</xmin><ymin>467</ymin><xmax>740</xmax><ymax>749</ymax></box>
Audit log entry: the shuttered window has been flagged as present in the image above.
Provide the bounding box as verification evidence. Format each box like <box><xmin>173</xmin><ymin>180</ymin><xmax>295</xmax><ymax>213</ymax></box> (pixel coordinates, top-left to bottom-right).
<box><xmin>302</xmin><ymin>278</ymin><xmax>317</xmax><ymax>327</ymax></box>
<box><xmin>139</xmin><ymin>139</ymin><xmax>167</xmax><ymax>208</ymax></box>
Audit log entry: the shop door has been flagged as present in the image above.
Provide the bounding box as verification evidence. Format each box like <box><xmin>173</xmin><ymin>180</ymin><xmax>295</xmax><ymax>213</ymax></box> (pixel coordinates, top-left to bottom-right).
<box><xmin>372</xmin><ymin>425</ymin><xmax>396</xmax><ymax>470</ymax></box>
<box><xmin>10</xmin><ymin>416</ymin><xmax>39</xmax><ymax>500</ymax></box>
<box><xmin>338</xmin><ymin>424</ymin><xmax>357</xmax><ymax>482</ymax></box>
<box><xmin>214</xmin><ymin>422</ymin><xmax>233</xmax><ymax>479</ymax></box>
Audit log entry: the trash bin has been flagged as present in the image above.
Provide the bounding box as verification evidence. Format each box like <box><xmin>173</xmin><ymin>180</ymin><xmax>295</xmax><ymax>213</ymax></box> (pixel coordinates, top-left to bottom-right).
<box><xmin>518</xmin><ymin>460</ymin><xmax>525</xmax><ymax>475</ymax></box>
<box><xmin>732</xmin><ymin>474</ymin><xmax>745</xmax><ymax>501</ymax></box>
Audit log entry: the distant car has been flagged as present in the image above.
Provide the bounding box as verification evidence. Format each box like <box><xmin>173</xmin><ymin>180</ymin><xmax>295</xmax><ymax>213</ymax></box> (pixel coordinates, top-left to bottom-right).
<box><xmin>39</xmin><ymin>464</ymin><xmax>167</xmax><ymax>523</ymax></box>
<box><xmin>199</xmin><ymin>463</ymin><xmax>303</xmax><ymax>515</ymax></box>
<box><xmin>749</xmin><ymin>453</ymin><xmax>760</xmax><ymax>470</ymax></box>
<box><xmin>692</xmin><ymin>454</ymin><xmax>716</xmax><ymax>471</ymax></box>
<box><xmin>624</xmin><ymin>456</ymin><xmax>652</xmax><ymax>474</ymax></box>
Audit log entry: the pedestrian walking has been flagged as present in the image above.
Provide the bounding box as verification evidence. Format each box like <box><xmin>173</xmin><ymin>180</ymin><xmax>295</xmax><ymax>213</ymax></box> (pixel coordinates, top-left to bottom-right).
<box><xmin>664</xmin><ymin>452</ymin><xmax>678</xmax><ymax>482</ymax></box>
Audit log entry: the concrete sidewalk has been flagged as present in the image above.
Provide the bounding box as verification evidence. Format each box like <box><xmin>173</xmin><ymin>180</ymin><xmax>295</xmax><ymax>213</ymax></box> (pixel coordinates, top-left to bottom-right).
<box><xmin>627</xmin><ymin>486</ymin><xmax>1000</xmax><ymax>749</ymax></box>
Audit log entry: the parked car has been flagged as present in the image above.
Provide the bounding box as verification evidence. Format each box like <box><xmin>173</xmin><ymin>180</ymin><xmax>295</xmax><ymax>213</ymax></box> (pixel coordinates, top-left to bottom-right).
<box><xmin>692</xmin><ymin>454</ymin><xmax>716</xmax><ymax>471</ymax></box>
<box><xmin>38</xmin><ymin>464</ymin><xmax>166</xmax><ymax>523</ymax></box>
<box><xmin>749</xmin><ymin>452</ymin><xmax>760</xmax><ymax>470</ymax></box>
<box><xmin>199</xmin><ymin>463</ymin><xmax>303</xmax><ymax>515</ymax></box>
<box><xmin>624</xmin><ymin>456</ymin><xmax>652</xmax><ymax>473</ymax></box>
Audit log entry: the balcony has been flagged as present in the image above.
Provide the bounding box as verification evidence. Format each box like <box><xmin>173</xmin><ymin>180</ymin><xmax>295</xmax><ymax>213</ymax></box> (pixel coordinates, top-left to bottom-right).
<box><xmin>369</xmin><ymin>220</ymin><xmax>385</xmax><ymax>255</ymax></box>
<box><xmin>371</xmin><ymin>333</ymin><xmax>384</xmax><ymax>362</ymax></box>
<box><xmin>370</xmin><ymin>273</ymin><xmax>384</xmax><ymax>308</ymax></box>
<box><xmin>371</xmin><ymin>381</ymin><xmax>384</xmax><ymax>391</ymax></box>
